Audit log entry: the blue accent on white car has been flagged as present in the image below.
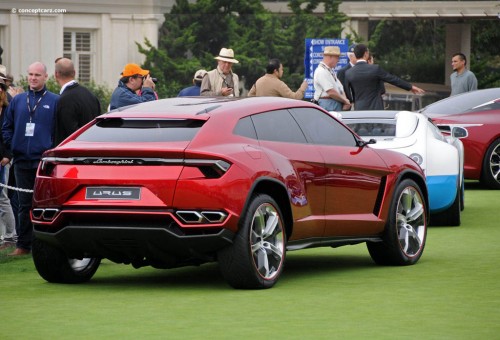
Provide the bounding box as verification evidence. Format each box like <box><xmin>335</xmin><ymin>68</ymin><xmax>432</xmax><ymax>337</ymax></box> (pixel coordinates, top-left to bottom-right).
<box><xmin>427</xmin><ymin>174</ymin><xmax>458</xmax><ymax>212</ymax></box>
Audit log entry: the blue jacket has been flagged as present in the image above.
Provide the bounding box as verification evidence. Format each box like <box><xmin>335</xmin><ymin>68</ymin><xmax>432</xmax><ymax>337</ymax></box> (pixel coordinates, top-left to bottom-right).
<box><xmin>109</xmin><ymin>81</ymin><xmax>156</xmax><ymax>110</ymax></box>
<box><xmin>177</xmin><ymin>84</ymin><xmax>201</xmax><ymax>97</ymax></box>
<box><xmin>2</xmin><ymin>87</ymin><xmax>58</xmax><ymax>165</ymax></box>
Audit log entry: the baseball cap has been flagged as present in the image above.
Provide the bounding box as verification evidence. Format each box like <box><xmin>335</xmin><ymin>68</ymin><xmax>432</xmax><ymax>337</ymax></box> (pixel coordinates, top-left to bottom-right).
<box><xmin>194</xmin><ymin>69</ymin><xmax>207</xmax><ymax>81</ymax></box>
<box><xmin>121</xmin><ymin>63</ymin><xmax>149</xmax><ymax>77</ymax></box>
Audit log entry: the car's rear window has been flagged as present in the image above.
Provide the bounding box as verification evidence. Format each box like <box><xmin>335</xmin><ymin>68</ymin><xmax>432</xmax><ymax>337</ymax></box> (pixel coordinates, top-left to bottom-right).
<box><xmin>75</xmin><ymin>118</ymin><xmax>204</xmax><ymax>142</ymax></box>
<box><xmin>345</xmin><ymin>122</ymin><xmax>396</xmax><ymax>137</ymax></box>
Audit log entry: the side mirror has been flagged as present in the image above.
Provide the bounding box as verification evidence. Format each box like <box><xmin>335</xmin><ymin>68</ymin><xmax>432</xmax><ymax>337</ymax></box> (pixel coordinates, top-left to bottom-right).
<box><xmin>451</xmin><ymin>126</ymin><xmax>468</xmax><ymax>139</ymax></box>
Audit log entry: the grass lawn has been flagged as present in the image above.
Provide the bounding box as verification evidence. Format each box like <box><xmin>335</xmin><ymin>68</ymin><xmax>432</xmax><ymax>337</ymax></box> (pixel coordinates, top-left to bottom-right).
<box><xmin>1</xmin><ymin>182</ymin><xmax>499</xmax><ymax>339</ymax></box>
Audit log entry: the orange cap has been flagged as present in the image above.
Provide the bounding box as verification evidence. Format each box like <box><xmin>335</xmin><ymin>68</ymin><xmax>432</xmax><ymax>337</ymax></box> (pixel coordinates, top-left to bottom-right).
<box><xmin>121</xmin><ymin>63</ymin><xmax>149</xmax><ymax>77</ymax></box>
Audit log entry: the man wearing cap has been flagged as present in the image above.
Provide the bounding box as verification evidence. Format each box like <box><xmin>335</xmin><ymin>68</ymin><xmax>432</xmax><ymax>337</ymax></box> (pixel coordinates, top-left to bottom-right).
<box><xmin>313</xmin><ymin>46</ymin><xmax>351</xmax><ymax>111</ymax></box>
<box><xmin>201</xmin><ymin>48</ymin><xmax>240</xmax><ymax>97</ymax></box>
<box><xmin>109</xmin><ymin>63</ymin><xmax>156</xmax><ymax>110</ymax></box>
<box><xmin>345</xmin><ymin>44</ymin><xmax>424</xmax><ymax>110</ymax></box>
<box><xmin>337</xmin><ymin>43</ymin><xmax>357</xmax><ymax>96</ymax></box>
<box><xmin>54</xmin><ymin>58</ymin><xmax>101</xmax><ymax>145</ymax></box>
<box><xmin>178</xmin><ymin>69</ymin><xmax>207</xmax><ymax>97</ymax></box>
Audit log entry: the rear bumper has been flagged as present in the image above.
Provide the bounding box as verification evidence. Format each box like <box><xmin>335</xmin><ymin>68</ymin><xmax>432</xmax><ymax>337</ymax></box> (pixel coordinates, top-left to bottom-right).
<box><xmin>34</xmin><ymin>224</ymin><xmax>235</xmax><ymax>268</ymax></box>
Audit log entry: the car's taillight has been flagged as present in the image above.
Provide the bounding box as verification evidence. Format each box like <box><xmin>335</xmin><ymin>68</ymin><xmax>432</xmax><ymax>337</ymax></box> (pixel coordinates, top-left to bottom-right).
<box><xmin>184</xmin><ymin>159</ymin><xmax>231</xmax><ymax>179</ymax></box>
<box><xmin>38</xmin><ymin>157</ymin><xmax>67</xmax><ymax>177</ymax></box>
<box><xmin>38</xmin><ymin>157</ymin><xmax>231</xmax><ymax>179</ymax></box>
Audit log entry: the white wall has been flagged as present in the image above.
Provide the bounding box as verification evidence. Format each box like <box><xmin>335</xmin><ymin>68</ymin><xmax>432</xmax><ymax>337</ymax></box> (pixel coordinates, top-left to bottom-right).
<box><xmin>0</xmin><ymin>0</ymin><xmax>169</xmax><ymax>88</ymax></box>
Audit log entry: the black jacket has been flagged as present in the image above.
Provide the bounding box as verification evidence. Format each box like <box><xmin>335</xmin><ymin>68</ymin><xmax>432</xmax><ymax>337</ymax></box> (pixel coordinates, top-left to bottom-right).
<box><xmin>55</xmin><ymin>82</ymin><xmax>101</xmax><ymax>145</ymax></box>
<box><xmin>345</xmin><ymin>62</ymin><xmax>412</xmax><ymax>110</ymax></box>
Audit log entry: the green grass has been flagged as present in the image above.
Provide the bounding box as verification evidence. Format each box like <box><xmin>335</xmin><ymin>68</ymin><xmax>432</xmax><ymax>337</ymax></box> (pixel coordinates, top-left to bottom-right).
<box><xmin>1</xmin><ymin>182</ymin><xmax>499</xmax><ymax>339</ymax></box>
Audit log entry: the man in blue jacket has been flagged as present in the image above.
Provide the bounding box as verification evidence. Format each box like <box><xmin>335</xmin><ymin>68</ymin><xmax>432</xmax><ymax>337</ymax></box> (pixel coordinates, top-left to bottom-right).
<box><xmin>2</xmin><ymin>61</ymin><xmax>58</xmax><ymax>255</ymax></box>
<box><xmin>109</xmin><ymin>63</ymin><xmax>157</xmax><ymax>110</ymax></box>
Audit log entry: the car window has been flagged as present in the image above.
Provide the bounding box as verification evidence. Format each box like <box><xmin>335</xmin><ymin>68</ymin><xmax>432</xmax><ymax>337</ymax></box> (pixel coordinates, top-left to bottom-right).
<box><xmin>420</xmin><ymin>88</ymin><xmax>500</xmax><ymax>115</ymax></box>
<box><xmin>234</xmin><ymin>116</ymin><xmax>257</xmax><ymax>139</ymax></box>
<box><xmin>75</xmin><ymin>118</ymin><xmax>204</xmax><ymax>142</ymax></box>
<box><xmin>289</xmin><ymin>108</ymin><xmax>357</xmax><ymax>147</ymax></box>
<box><xmin>345</xmin><ymin>122</ymin><xmax>396</xmax><ymax>137</ymax></box>
<box><xmin>251</xmin><ymin>109</ymin><xmax>308</xmax><ymax>143</ymax></box>
<box><xmin>465</xmin><ymin>99</ymin><xmax>500</xmax><ymax>113</ymax></box>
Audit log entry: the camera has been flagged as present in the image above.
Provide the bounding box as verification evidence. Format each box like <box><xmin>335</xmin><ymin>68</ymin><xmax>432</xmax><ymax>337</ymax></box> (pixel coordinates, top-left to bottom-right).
<box><xmin>151</xmin><ymin>77</ymin><xmax>158</xmax><ymax>83</ymax></box>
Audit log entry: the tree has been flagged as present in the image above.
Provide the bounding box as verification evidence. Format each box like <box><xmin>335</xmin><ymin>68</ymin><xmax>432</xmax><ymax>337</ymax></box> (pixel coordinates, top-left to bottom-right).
<box><xmin>138</xmin><ymin>0</ymin><xmax>348</xmax><ymax>97</ymax></box>
<box><xmin>368</xmin><ymin>19</ymin><xmax>446</xmax><ymax>83</ymax></box>
<box><xmin>138</xmin><ymin>0</ymin><xmax>498</xmax><ymax>97</ymax></box>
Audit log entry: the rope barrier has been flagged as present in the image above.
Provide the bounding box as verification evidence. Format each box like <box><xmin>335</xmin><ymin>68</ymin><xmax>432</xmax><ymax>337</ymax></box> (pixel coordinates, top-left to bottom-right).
<box><xmin>0</xmin><ymin>182</ymin><xmax>34</xmax><ymax>193</ymax></box>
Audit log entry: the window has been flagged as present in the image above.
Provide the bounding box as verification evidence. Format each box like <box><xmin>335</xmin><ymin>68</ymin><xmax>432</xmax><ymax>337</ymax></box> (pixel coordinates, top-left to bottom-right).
<box><xmin>234</xmin><ymin>117</ymin><xmax>257</xmax><ymax>139</ymax></box>
<box><xmin>251</xmin><ymin>110</ymin><xmax>307</xmax><ymax>144</ymax></box>
<box><xmin>289</xmin><ymin>108</ymin><xmax>357</xmax><ymax>147</ymax></box>
<box><xmin>63</xmin><ymin>31</ymin><xmax>94</xmax><ymax>83</ymax></box>
<box><xmin>75</xmin><ymin>118</ymin><xmax>204</xmax><ymax>143</ymax></box>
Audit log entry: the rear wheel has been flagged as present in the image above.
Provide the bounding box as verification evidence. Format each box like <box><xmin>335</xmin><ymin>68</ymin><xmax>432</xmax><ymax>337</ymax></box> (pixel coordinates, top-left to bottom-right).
<box><xmin>32</xmin><ymin>238</ymin><xmax>100</xmax><ymax>283</ymax></box>
<box><xmin>367</xmin><ymin>179</ymin><xmax>427</xmax><ymax>265</ymax></box>
<box><xmin>218</xmin><ymin>194</ymin><xmax>286</xmax><ymax>289</ymax></box>
<box><xmin>481</xmin><ymin>138</ymin><xmax>500</xmax><ymax>189</ymax></box>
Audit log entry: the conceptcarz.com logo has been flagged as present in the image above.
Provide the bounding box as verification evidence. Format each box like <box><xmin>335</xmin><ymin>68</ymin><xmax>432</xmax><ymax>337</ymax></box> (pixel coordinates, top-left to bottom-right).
<box><xmin>85</xmin><ymin>187</ymin><xmax>141</xmax><ymax>200</ymax></box>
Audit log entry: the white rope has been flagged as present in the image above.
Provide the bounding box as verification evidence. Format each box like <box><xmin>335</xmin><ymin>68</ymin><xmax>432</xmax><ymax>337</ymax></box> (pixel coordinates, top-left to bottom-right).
<box><xmin>0</xmin><ymin>182</ymin><xmax>34</xmax><ymax>193</ymax></box>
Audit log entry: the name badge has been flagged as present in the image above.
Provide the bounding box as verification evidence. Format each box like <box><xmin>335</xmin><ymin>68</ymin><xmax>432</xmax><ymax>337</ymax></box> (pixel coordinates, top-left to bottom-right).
<box><xmin>25</xmin><ymin>122</ymin><xmax>35</xmax><ymax>136</ymax></box>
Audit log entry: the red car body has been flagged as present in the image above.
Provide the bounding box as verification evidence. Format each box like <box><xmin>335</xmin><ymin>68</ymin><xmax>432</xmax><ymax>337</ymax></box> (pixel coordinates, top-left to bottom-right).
<box><xmin>31</xmin><ymin>97</ymin><xmax>428</xmax><ymax>288</ymax></box>
<box><xmin>421</xmin><ymin>88</ymin><xmax>500</xmax><ymax>189</ymax></box>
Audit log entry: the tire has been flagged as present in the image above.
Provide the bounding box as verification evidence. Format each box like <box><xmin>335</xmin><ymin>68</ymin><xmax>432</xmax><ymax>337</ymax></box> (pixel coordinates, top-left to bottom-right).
<box><xmin>480</xmin><ymin>138</ymin><xmax>500</xmax><ymax>189</ymax></box>
<box><xmin>430</xmin><ymin>186</ymin><xmax>461</xmax><ymax>227</ymax></box>
<box><xmin>32</xmin><ymin>238</ymin><xmax>101</xmax><ymax>284</ymax></box>
<box><xmin>218</xmin><ymin>194</ymin><xmax>286</xmax><ymax>289</ymax></box>
<box><xmin>367</xmin><ymin>179</ymin><xmax>427</xmax><ymax>265</ymax></box>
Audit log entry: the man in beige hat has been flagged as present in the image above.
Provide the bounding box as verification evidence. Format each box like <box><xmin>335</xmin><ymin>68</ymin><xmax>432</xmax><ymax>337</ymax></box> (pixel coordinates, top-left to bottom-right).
<box><xmin>313</xmin><ymin>45</ymin><xmax>351</xmax><ymax>111</ymax></box>
<box><xmin>201</xmin><ymin>48</ymin><xmax>240</xmax><ymax>97</ymax></box>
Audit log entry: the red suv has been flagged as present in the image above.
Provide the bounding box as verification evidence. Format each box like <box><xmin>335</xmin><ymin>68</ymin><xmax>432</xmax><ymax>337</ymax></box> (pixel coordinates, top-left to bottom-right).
<box><xmin>32</xmin><ymin>97</ymin><xmax>428</xmax><ymax>289</ymax></box>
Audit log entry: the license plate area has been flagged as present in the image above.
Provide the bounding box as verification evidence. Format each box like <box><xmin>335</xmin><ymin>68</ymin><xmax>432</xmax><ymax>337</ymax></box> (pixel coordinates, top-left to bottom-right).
<box><xmin>85</xmin><ymin>187</ymin><xmax>141</xmax><ymax>200</ymax></box>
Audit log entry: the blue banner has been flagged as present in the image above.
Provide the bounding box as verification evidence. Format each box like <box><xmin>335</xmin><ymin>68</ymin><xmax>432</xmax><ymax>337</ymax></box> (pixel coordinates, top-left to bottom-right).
<box><xmin>304</xmin><ymin>38</ymin><xmax>349</xmax><ymax>99</ymax></box>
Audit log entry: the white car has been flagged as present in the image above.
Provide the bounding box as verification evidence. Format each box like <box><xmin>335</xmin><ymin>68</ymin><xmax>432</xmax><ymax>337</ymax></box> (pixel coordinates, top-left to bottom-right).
<box><xmin>335</xmin><ymin>110</ymin><xmax>467</xmax><ymax>226</ymax></box>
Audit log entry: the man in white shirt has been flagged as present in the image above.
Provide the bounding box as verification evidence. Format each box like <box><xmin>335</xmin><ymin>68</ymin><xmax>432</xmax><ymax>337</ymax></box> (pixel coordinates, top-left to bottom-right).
<box><xmin>313</xmin><ymin>46</ymin><xmax>351</xmax><ymax>111</ymax></box>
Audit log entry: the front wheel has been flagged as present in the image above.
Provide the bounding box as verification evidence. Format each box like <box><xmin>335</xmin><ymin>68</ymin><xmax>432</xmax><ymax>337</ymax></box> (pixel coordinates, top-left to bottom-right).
<box><xmin>367</xmin><ymin>179</ymin><xmax>427</xmax><ymax>265</ymax></box>
<box><xmin>32</xmin><ymin>238</ymin><xmax>101</xmax><ymax>283</ymax></box>
<box><xmin>218</xmin><ymin>194</ymin><xmax>286</xmax><ymax>289</ymax></box>
<box><xmin>481</xmin><ymin>138</ymin><xmax>500</xmax><ymax>189</ymax></box>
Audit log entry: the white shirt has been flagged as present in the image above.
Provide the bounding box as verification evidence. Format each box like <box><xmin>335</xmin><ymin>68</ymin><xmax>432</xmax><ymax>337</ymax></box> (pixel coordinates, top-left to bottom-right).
<box><xmin>313</xmin><ymin>62</ymin><xmax>344</xmax><ymax>100</ymax></box>
<box><xmin>60</xmin><ymin>80</ymin><xmax>77</xmax><ymax>94</ymax></box>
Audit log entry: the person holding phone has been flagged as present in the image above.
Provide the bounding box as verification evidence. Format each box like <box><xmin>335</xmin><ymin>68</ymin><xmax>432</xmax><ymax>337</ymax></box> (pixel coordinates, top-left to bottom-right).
<box><xmin>201</xmin><ymin>48</ymin><xmax>240</xmax><ymax>97</ymax></box>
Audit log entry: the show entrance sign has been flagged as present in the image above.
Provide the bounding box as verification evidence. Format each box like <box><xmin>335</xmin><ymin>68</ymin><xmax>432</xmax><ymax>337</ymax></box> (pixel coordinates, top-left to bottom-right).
<box><xmin>304</xmin><ymin>38</ymin><xmax>349</xmax><ymax>99</ymax></box>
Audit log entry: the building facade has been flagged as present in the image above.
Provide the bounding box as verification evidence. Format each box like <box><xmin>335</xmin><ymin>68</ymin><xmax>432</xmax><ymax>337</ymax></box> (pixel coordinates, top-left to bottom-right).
<box><xmin>0</xmin><ymin>0</ymin><xmax>170</xmax><ymax>87</ymax></box>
